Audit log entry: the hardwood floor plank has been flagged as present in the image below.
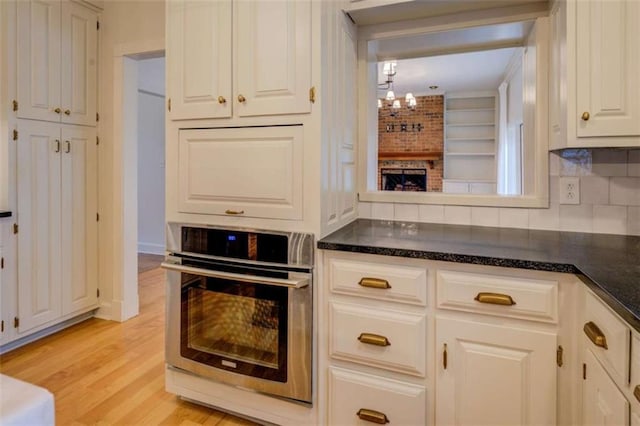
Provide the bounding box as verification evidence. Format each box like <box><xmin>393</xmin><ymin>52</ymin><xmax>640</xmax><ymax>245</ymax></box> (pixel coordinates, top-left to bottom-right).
<box><xmin>0</xmin><ymin>267</ymin><xmax>258</xmax><ymax>426</ymax></box>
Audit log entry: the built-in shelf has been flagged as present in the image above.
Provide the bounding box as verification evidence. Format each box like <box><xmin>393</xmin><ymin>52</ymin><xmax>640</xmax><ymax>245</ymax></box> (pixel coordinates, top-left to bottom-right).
<box><xmin>444</xmin><ymin>93</ymin><xmax>497</xmax><ymax>186</ymax></box>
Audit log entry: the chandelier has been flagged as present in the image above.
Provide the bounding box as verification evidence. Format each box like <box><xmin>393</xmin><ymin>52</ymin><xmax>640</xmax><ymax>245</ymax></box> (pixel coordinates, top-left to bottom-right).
<box><xmin>378</xmin><ymin>61</ymin><xmax>416</xmax><ymax>111</ymax></box>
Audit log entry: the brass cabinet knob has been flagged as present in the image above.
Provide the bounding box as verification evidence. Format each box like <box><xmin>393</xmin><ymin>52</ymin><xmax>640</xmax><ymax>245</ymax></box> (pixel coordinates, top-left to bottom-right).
<box><xmin>64</xmin><ymin>109</ymin><xmax>71</xmax><ymax>115</ymax></box>
<box><xmin>217</xmin><ymin>96</ymin><xmax>226</xmax><ymax>104</ymax></box>
<box><xmin>581</xmin><ymin>111</ymin><xmax>590</xmax><ymax>121</ymax></box>
<box><xmin>237</xmin><ymin>94</ymin><xmax>246</xmax><ymax>103</ymax></box>
<box><xmin>54</xmin><ymin>107</ymin><xmax>61</xmax><ymax>114</ymax></box>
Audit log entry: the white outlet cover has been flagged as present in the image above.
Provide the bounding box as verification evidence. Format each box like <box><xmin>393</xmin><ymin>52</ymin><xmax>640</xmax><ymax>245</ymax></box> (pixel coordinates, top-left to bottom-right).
<box><xmin>559</xmin><ymin>177</ymin><xmax>580</xmax><ymax>205</ymax></box>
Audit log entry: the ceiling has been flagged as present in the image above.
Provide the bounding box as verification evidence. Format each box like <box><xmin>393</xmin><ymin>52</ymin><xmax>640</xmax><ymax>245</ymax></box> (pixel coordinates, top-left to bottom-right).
<box><xmin>378</xmin><ymin>47</ymin><xmax>520</xmax><ymax>97</ymax></box>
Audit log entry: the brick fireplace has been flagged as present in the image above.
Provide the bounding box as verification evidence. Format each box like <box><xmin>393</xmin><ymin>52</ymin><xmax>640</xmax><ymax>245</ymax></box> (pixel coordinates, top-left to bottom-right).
<box><xmin>378</xmin><ymin>95</ymin><xmax>444</xmax><ymax>192</ymax></box>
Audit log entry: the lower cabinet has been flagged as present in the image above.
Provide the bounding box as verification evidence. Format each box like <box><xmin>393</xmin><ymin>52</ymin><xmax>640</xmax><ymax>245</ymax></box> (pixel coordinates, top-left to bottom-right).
<box><xmin>436</xmin><ymin>317</ymin><xmax>557</xmax><ymax>425</ymax></box>
<box><xmin>15</xmin><ymin>120</ymin><xmax>98</xmax><ymax>334</ymax></box>
<box><xmin>328</xmin><ymin>367</ymin><xmax>426</xmax><ymax>425</ymax></box>
<box><xmin>582</xmin><ymin>349</ymin><xmax>629</xmax><ymax>425</ymax></box>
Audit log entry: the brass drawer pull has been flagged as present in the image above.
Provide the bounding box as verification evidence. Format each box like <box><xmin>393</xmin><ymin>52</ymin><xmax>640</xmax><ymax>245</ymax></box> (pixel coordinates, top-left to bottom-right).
<box><xmin>358</xmin><ymin>277</ymin><xmax>391</xmax><ymax>289</ymax></box>
<box><xmin>356</xmin><ymin>408</ymin><xmax>390</xmax><ymax>424</ymax></box>
<box><xmin>474</xmin><ymin>292</ymin><xmax>516</xmax><ymax>306</ymax></box>
<box><xmin>358</xmin><ymin>333</ymin><xmax>390</xmax><ymax>347</ymax></box>
<box><xmin>583</xmin><ymin>321</ymin><xmax>608</xmax><ymax>349</ymax></box>
<box><xmin>224</xmin><ymin>209</ymin><xmax>244</xmax><ymax>215</ymax></box>
<box><xmin>634</xmin><ymin>385</ymin><xmax>640</xmax><ymax>403</ymax></box>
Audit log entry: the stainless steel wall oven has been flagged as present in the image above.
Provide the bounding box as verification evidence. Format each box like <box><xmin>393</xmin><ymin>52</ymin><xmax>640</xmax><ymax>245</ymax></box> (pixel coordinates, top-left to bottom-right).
<box><xmin>163</xmin><ymin>224</ymin><xmax>314</xmax><ymax>403</ymax></box>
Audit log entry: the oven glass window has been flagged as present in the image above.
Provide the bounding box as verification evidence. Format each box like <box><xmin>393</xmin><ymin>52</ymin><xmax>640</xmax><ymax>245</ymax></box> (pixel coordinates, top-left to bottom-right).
<box><xmin>180</xmin><ymin>273</ymin><xmax>288</xmax><ymax>382</ymax></box>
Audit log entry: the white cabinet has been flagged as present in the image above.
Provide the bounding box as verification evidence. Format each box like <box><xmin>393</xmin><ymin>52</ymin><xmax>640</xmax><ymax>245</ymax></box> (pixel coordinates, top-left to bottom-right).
<box><xmin>177</xmin><ymin>126</ymin><xmax>303</xmax><ymax>220</ymax></box>
<box><xmin>16</xmin><ymin>120</ymin><xmax>98</xmax><ymax>333</ymax></box>
<box><xmin>582</xmin><ymin>349</ymin><xmax>629</xmax><ymax>426</ymax></box>
<box><xmin>167</xmin><ymin>0</ymin><xmax>311</xmax><ymax>121</ymax></box>
<box><xmin>16</xmin><ymin>0</ymin><xmax>98</xmax><ymax>127</ymax></box>
<box><xmin>436</xmin><ymin>317</ymin><xmax>557</xmax><ymax>426</ymax></box>
<box><xmin>549</xmin><ymin>0</ymin><xmax>640</xmax><ymax>148</ymax></box>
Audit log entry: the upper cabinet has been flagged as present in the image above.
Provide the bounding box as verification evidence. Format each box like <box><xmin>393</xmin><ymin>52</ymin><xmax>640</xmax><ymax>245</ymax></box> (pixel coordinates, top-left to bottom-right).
<box><xmin>167</xmin><ymin>0</ymin><xmax>312</xmax><ymax>121</ymax></box>
<box><xmin>549</xmin><ymin>0</ymin><xmax>640</xmax><ymax>149</ymax></box>
<box><xmin>16</xmin><ymin>0</ymin><xmax>98</xmax><ymax>127</ymax></box>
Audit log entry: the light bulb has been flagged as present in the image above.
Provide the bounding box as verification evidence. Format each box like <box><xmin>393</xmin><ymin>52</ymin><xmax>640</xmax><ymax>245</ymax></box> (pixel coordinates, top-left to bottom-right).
<box><xmin>386</xmin><ymin>90</ymin><xmax>395</xmax><ymax>101</ymax></box>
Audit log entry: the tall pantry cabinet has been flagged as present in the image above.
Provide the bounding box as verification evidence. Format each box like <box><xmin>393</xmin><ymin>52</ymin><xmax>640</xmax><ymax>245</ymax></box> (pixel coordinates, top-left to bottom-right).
<box><xmin>0</xmin><ymin>0</ymin><xmax>100</xmax><ymax>345</ymax></box>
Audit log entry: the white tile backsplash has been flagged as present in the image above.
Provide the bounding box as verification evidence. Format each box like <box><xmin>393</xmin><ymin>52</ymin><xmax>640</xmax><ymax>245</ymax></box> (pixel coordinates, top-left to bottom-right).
<box><xmin>418</xmin><ymin>205</ymin><xmax>444</xmax><ymax>223</ymax></box>
<box><xmin>471</xmin><ymin>207</ymin><xmax>500</xmax><ymax>227</ymax></box>
<box><xmin>499</xmin><ymin>208</ymin><xmax>529</xmax><ymax>229</ymax></box>
<box><xmin>581</xmin><ymin>176</ymin><xmax>609</xmax><ymax>205</ymax></box>
<box><xmin>364</xmin><ymin>149</ymin><xmax>640</xmax><ymax>235</ymax></box>
<box><xmin>560</xmin><ymin>205</ymin><xmax>593</xmax><ymax>233</ymax></box>
<box><xmin>593</xmin><ymin>205</ymin><xmax>627</xmax><ymax>235</ymax></box>
<box><xmin>371</xmin><ymin>202</ymin><xmax>394</xmax><ymax>220</ymax></box>
<box><xmin>592</xmin><ymin>149</ymin><xmax>628</xmax><ymax>176</ymax></box>
<box><xmin>443</xmin><ymin>206</ymin><xmax>471</xmax><ymax>225</ymax></box>
<box><xmin>610</xmin><ymin>177</ymin><xmax>640</xmax><ymax>206</ymax></box>
<box><xmin>394</xmin><ymin>204</ymin><xmax>419</xmax><ymax>222</ymax></box>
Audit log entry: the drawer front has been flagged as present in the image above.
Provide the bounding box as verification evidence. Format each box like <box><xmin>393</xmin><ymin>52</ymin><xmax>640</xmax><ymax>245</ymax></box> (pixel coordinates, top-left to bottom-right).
<box><xmin>329</xmin><ymin>302</ymin><xmax>426</xmax><ymax>377</ymax></box>
<box><xmin>632</xmin><ymin>335</ymin><xmax>640</xmax><ymax>408</ymax></box>
<box><xmin>328</xmin><ymin>367</ymin><xmax>426</xmax><ymax>426</ymax></box>
<box><xmin>584</xmin><ymin>291</ymin><xmax>630</xmax><ymax>385</ymax></box>
<box><xmin>328</xmin><ymin>257</ymin><xmax>427</xmax><ymax>306</ymax></box>
<box><xmin>437</xmin><ymin>270</ymin><xmax>558</xmax><ymax>323</ymax></box>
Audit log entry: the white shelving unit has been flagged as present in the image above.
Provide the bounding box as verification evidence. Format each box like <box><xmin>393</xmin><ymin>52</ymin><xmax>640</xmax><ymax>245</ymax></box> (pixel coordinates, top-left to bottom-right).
<box><xmin>443</xmin><ymin>93</ymin><xmax>497</xmax><ymax>194</ymax></box>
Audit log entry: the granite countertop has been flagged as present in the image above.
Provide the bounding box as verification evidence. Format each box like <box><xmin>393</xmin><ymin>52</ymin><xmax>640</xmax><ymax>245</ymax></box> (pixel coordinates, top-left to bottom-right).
<box><xmin>318</xmin><ymin>219</ymin><xmax>640</xmax><ymax>332</ymax></box>
<box><xmin>0</xmin><ymin>211</ymin><xmax>11</xmax><ymax>218</ymax></box>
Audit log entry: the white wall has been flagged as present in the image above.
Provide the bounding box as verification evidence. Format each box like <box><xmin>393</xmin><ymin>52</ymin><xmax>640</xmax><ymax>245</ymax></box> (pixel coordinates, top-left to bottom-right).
<box><xmin>137</xmin><ymin>58</ymin><xmax>165</xmax><ymax>255</ymax></box>
<box><xmin>98</xmin><ymin>0</ymin><xmax>165</xmax><ymax>319</ymax></box>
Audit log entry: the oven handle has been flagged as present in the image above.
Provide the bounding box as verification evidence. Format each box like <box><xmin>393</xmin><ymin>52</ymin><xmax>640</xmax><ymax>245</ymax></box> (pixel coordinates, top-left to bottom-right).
<box><xmin>161</xmin><ymin>262</ymin><xmax>310</xmax><ymax>289</ymax></box>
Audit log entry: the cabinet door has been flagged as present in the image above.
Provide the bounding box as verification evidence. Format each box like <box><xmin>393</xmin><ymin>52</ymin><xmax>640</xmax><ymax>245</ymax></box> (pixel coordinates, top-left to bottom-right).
<box><xmin>61</xmin><ymin>126</ymin><xmax>98</xmax><ymax>315</ymax></box>
<box><xmin>235</xmin><ymin>0</ymin><xmax>311</xmax><ymax>117</ymax></box>
<box><xmin>436</xmin><ymin>317</ymin><xmax>557</xmax><ymax>425</ymax></box>
<box><xmin>576</xmin><ymin>0</ymin><xmax>640</xmax><ymax>137</ymax></box>
<box><xmin>582</xmin><ymin>349</ymin><xmax>629</xmax><ymax>425</ymax></box>
<box><xmin>167</xmin><ymin>0</ymin><xmax>232</xmax><ymax>120</ymax></box>
<box><xmin>16</xmin><ymin>0</ymin><xmax>62</xmax><ymax>123</ymax></box>
<box><xmin>60</xmin><ymin>1</ymin><xmax>98</xmax><ymax>126</ymax></box>
<box><xmin>17</xmin><ymin>121</ymin><xmax>62</xmax><ymax>332</ymax></box>
<box><xmin>178</xmin><ymin>126</ymin><xmax>303</xmax><ymax>220</ymax></box>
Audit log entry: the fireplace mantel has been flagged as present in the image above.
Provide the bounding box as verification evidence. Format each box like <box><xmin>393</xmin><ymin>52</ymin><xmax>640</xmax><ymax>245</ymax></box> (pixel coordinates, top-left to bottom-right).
<box><xmin>378</xmin><ymin>151</ymin><xmax>443</xmax><ymax>161</ymax></box>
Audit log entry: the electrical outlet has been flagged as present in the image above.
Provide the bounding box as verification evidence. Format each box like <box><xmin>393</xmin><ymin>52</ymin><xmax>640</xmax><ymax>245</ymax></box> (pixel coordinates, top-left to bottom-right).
<box><xmin>559</xmin><ymin>177</ymin><xmax>580</xmax><ymax>205</ymax></box>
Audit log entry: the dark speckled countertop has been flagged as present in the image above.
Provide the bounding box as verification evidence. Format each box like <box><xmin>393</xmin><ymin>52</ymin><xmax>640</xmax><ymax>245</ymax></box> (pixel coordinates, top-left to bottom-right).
<box><xmin>318</xmin><ymin>219</ymin><xmax>640</xmax><ymax>332</ymax></box>
<box><xmin>0</xmin><ymin>211</ymin><xmax>11</xmax><ymax>218</ymax></box>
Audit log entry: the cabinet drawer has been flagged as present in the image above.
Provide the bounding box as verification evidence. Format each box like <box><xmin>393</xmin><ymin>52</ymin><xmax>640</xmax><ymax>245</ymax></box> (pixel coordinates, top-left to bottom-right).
<box><xmin>631</xmin><ymin>335</ymin><xmax>640</xmax><ymax>408</ymax></box>
<box><xmin>329</xmin><ymin>302</ymin><xmax>426</xmax><ymax>377</ymax></box>
<box><xmin>583</xmin><ymin>291</ymin><xmax>630</xmax><ymax>386</ymax></box>
<box><xmin>436</xmin><ymin>270</ymin><xmax>558</xmax><ymax>323</ymax></box>
<box><xmin>328</xmin><ymin>257</ymin><xmax>427</xmax><ymax>306</ymax></box>
<box><xmin>328</xmin><ymin>367</ymin><xmax>426</xmax><ymax>426</ymax></box>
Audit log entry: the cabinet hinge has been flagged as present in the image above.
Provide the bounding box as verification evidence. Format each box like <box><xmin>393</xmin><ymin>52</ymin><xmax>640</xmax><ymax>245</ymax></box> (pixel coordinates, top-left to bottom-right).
<box><xmin>97</xmin><ymin>288</ymin><xmax>100</xmax><ymax>298</ymax></box>
<box><xmin>13</xmin><ymin>223</ymin><xmax>18</xmax><ymax>234</ymax></box>
<box><xmin>96</xmin><ymin>136</ymin><xmax>99</xmax><ymax>145</ymax></box>
<box><xmin>12</xmin><ymin>129</ymin><xmax>18</xmax><ymax>141</ymax></box>
<box><xmin>168</xmin><ymin>98</ymin><xmax>171</xmax><ymax>112</ymax></box>
<box><xmin>556</xmin><ymin>345</ymin><xmax>563</xmax><ymax>367</ymax></box>
<box><xmin>1</xmin><ymin>257</ymin><xmax>4</xmax><ymax>269</ymax></box>
<box><xmin>583</xmin><ymin>363</ymin><xmax>587</xmax><ymax>380</ymax></box>
<box><xmin>14</xmin><ymin>317</ymin><xmax>19</xmax><ymax>328</ymax></box>
<box><xmin>97</xmin><ymin>21</ymin><xmax>100</xmax><ymax>30</ymax></box>
<box><xmin>1</xmin><ymin>320</ymin><xmax>4</xmax><ymax>332</ymax></box>
<box><xmin>96</xmin><ymin>213</ymin><xmax>100</xmax><ymax>222</ymax></box>
<box><xmin>309</xmin><ymin>86</ymin><xmax>316</xmax><ymax>103</ymax></box>
<box><xmin>12</xmin><ymin>100</ymin><xmax>18</xmax><ymax>111</ymax></box>
<box><xmin>96</xmin><ymin>113</ymin><xmax>100</xmax><ymax>122</ymax></box>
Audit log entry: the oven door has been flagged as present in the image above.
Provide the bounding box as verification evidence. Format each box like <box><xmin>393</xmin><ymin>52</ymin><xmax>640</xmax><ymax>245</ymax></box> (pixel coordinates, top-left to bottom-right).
<box><xmin>163</xmin><ymin>258</ymin><xmax>312</xmax><ymax>403</ymax></box>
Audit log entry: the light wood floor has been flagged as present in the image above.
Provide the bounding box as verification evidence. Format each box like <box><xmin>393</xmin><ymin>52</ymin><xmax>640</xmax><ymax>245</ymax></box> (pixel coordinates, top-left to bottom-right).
<box><xmin>0</xmin><ymin>267</ymin><xmax>258</xmax><ymax>426</ymax></box>
<box><xmin>138</xmin><ymin>253</ymin><xmax>164</xmax><ymax>274</ymax></box>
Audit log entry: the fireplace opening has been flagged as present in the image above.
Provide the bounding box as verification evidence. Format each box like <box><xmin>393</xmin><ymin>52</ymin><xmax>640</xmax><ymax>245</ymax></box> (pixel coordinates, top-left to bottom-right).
<box><xmin>381</xmin><ymin>168</ymin><xmax>427</xmax><ymax>191</ymax></box>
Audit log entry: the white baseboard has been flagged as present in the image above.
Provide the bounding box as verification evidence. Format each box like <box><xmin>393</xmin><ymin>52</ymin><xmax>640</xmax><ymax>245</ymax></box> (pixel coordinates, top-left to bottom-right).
<box><xmin>138</xmin><ymin>242</ymin><xmax>165</xmax><ymax>255</ymax></box>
